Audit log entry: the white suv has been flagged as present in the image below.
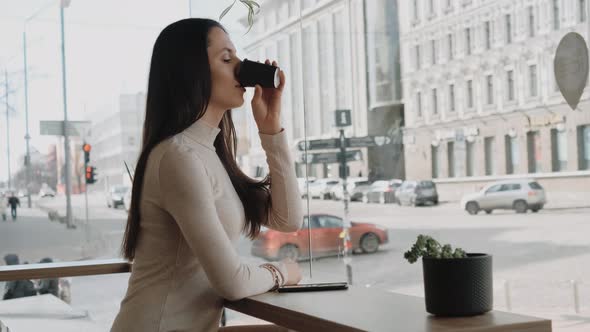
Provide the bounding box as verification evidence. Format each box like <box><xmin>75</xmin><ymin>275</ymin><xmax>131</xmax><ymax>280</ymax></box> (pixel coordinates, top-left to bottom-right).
<box><xmin>460</xmin><ymin>179</ymin><xmax>547</xmax><ymax>215</ymax></box>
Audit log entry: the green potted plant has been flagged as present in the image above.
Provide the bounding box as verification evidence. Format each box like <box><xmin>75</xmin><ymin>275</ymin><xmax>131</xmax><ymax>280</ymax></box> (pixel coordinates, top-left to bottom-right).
<box><xmin>404</xmin><ymin>235</ymin><xmax>493</xmax><ymax>316</ymax></box>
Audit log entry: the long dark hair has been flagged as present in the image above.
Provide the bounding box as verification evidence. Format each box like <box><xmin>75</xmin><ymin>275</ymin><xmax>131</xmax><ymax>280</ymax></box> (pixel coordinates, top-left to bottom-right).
<box><xmin>122</xmin><ymin>18</ymin><xmax>271</xmax><ymax>260</ymax></box>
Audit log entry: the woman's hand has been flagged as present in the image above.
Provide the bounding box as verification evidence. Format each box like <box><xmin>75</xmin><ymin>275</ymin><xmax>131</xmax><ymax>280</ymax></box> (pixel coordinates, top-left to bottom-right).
<box><xmin>281</xmin><ymin>258</ymin><xmax>302</xmax><ymax>285</ymax></box>
<box><xmin>251</xmin><ymin>59</ymin><xmax>285</xmax><ymax>135</ymax></box>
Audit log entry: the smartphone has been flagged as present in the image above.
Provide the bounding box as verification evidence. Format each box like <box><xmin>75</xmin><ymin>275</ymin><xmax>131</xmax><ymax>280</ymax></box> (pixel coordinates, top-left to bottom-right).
<box><xmin>277</xmin><ymin>282</ymin><xmax>348</xmax><ymax>293</ymax></box>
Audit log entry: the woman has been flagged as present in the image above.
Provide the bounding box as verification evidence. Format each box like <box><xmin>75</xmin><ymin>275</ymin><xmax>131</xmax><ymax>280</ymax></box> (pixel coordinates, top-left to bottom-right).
<box><xmin>111</xmin><ymin>18</ymin><xmax>303</xmax><ymax>332</ymax></box>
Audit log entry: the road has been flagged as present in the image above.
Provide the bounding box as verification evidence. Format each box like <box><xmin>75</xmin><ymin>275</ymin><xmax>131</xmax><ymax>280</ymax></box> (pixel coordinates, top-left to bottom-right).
<box><xmin>1</xmin><ymin>194</ymin><xmax>589</xmax><ymax>331</ymax></box>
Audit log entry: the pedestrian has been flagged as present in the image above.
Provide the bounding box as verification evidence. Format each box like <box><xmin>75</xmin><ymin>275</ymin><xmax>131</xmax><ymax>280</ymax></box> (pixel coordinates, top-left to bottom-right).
<box><xmin>111</xmin><ymin>19</ymin><xmax>303</xmax><ymax>332</ymax></box>
<box><xmin>37</xmin><ymin>257</ymin><xmax>59</xmax><ymax>297</ymax></box>
<box><xmin>2</xmin><ymin>254</ymin><xmax>37</xmax><ymax>300</ymax></box>
<box><xmin>7</xmin><ymin>192</ymin><xmax>20</xmax><ymax>221</ymax></box>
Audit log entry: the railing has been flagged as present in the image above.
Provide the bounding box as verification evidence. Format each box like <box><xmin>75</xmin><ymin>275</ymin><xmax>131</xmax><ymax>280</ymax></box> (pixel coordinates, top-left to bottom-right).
<box><xmin>0</xmin><ymin>259</ymin><xmax>131</xmax><ymax>281</ymax></box>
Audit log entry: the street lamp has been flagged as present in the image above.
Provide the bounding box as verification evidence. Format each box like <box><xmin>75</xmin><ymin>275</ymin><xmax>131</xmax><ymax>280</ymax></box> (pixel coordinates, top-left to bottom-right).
<box><xmin>22</xmin><ymin>0</ymin><xmax>56</xmax><ymax>208</ymax></box>
<box><xmin>59</xmin><ymin>0</ymin><xmax>74</xmax><ymax>228</ymax></box>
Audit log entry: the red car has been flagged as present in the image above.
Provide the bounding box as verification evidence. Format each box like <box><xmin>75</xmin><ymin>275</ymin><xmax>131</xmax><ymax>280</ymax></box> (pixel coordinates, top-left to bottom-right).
<box><xmin>251</xmin><ymin>214</ymin><xmax>389</xmax><ymax>261</ymax></box>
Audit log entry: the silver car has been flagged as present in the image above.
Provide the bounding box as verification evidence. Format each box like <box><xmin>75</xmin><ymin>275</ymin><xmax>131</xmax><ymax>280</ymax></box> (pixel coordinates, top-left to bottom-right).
<box><xmin>460</xmin><ymin>179</ymin><xmax>546</xmax><ymax>215</ymax></box>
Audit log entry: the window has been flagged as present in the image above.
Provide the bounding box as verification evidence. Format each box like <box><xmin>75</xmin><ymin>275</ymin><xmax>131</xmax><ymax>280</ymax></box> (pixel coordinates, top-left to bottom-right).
<box><xmin>447</xmin><ymin>33</ymin><xmax>454</xmax><ymax>60</ymax></box>
<box><xmin>528</xmin><ymin>6</ymin><xmax>535</xmax><ymax>37</ymax></box>
<box><xmin>431</xmin><ymin>39</ymin><xmax>437</xmax><ymax>65</ymax></box>
<box><xmin>581</xmin><ymin>0</ymin><xmax>587</xmax><ymax>22</ymax></box>
<box><xmin>551</xmin><ymin>128</ymin><xmax>568</xmax><ymax>171</ymax></box>
<box><xmin>429</xmin><ymin>0</ymin><xmax>435</xmax><ymax>15</ymax></box>
<box><xmin>416</xmin><ymin>92</ymin><xmax>423</xmax><ymax>117</ymax></box>
<box><xmin>466</xmin><ymin>141</ymin><xmax>475</xmax><ymax>176</ymax></box>
<box><xmin>413</xmin><ymin>0</ymin><xmax>419</xmax><ymax>21</ymax></box>
<box><xmin>506</xmin><ymin>70</ymin><xmax>515</xmax><ymax>101</ymax></box>
<box><xmin>465</xmin><ymin>27</ymin><xmax>472</xmax><ymax>55</ymax></box>
<box><xmin>447</xmin><ymin>141</ymin><xmax>455</xmax><ymax>177</ymax></box>
<box><xmin>484</xmin><ymin>21</ymin><xmax>491</xmax><ymax>49</ymax></box>
<box><xmin>316</xmin><ymin>215</ymin><xmax>342</xmax><ymax>228</ymax></box>
<box><xmin>415</xmin><ymin>44</ymin><xmax>421</xmax><ymax>69</ymax></box>
<box><xmin>553</xmin><ymin>0</ymin><xmax>560</xmax><ymax>29</ymax></box>
<box><xmin>432</xmin><ymin>145</ymin><xmax>440</xmax><ymax>178</ymax></box>
<box><xmin>486</xmin><ymin>184</ymin><xmax>503</xmax><ymax>194</ymax></box>
<box><xmin>527</xmin><ymin>131</ymin><xmax>542</xmax><ymax>173</ymax></box>
<box><xmin>529</xmin><ymin>182</ymin><xmax>543</xmax><ymax>190</ymax></box>
<box><xmin>505</xmin><ymin>14</ymin><xmax>512</xmax><ymax>44</ymax></box>
<box><xmin>486</xmin><ymin>75</ymin><xmax>494</xmax><ymax>104</ymax></box>
<box><xmin>484</xmin><ymin>136</ymin><xmax>495</xmax><ymax>175</ymax></box>
<box><xmin>432</xmin><ymin>88</ymin><xmax>438</xmax><ymax>115</ymax></box>
<box><xmin>449</xmin><ymin>84</ymin><xmax>455</xmax><ymax>111</ymax></box>
<box><xmin>505</xmin><ymin>135</ymin><xmax>519</xmax><ymax>174</ymax></box>
<box><xmin>577</xmin><ymin>125</ymin><xmax>590</xmax><ymax>170</ymax></box>
<box><xmin>466</xmin><ymin>79</ymin><xmax>474</xmax><ymax>109</ymax></box>
<box><xmin>529</xmin><ymin>64</ymin><xmax>538</xmax><ymax>97</ymax></box>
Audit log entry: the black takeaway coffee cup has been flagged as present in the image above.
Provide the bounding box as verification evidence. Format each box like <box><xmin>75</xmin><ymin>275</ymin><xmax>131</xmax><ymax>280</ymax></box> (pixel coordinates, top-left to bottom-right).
<box><xmin>236</xmin><ymin>59</ymin><xmax>280</xmax><ymax>89</ymax></box>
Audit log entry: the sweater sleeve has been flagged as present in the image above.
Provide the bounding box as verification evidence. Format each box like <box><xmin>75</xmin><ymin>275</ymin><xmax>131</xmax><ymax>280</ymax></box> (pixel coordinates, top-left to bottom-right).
<box><xmin>259</xmin><ymin>129</ymin><xmax>304</xmax><ymax>232</ymax></box>
<box><xmin>159</xmin><ymin>146</ymin><xmax>287</xmax><ymax>301</ymax></box>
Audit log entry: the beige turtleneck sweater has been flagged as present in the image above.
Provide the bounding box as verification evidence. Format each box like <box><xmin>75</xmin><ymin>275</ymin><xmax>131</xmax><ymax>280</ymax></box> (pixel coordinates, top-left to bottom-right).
<box><xmin>111</xmin><ymin>118</ymin><xmax>303</xmax><ymax>332</ymax></box>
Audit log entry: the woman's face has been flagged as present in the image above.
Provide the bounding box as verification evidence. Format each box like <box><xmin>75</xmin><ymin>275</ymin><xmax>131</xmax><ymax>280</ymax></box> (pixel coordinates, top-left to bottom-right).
<box><xmin>207</xmin><ymin>27</ymin><xmax>245</xmax><ymax>111</ymax></box>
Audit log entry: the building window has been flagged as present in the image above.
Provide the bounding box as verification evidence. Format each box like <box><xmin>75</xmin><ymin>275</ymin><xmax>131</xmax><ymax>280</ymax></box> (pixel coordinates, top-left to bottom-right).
<box><xmin>506</xmin><ymin>70</ymin><xmax>515</xmax><ymax>101</ymax></box>
<box><xmin>484</xmin><ymin>21</ymin><xmax>491</xmax><ymax>50</ymax></box>
<box><xmin>527</xmin><ymin>131</ymin><xmax>542</xmax><ymax>173</ymax></box>
<box><xmin>505</xmin><ymin>14</ymin><xmax>512</xmax><ymax>44</ymax></box>
<box><xmin>581</xmin><ymin>0</ymin><xmax>587</xmax><ymax>23</ymax></box>
<box><xmin>486</xmin><ymin>75</ymin><xmax>494</xmax><ymax>104</ymax></box>
<box><xmin>466</xmin><ymin>141</ymin><xmax>475</xmax><ymax>176</ymax></box>
<box><xmin>466</xmin><ymin>79</ymin><xmax>474</xmax><ymax>109</ymax></box>
<box><xmin>415</xmin><ymin>45</ymin><xmax>421</xmax><ymax>69</ymax></box>
<box><xmin>432</xmin><ymin>88</ymin><xmax>438</xmax><ymax>115</ymax></box>
<box><xmin>529</xmin><ymin>64</ymin><xmax>538</xmax><ymax>97</ymax></box>
<box><xmin>429</xmin><ymin>0</ymin><xmax>435</xmax><ymax>15</ymax></box>
<box><xmin>484</xmin><ymin>136</ymin><xmax>495</xmax><ymax>175</ymax></box>
<box><xmin>449</xmin><ymin>84</ymin><xmax>455</xmax><ymax>111</ymax></box>
<box><xmin>553</xmin><ymin>0</ymin><xmax>560</xmax><ymax>30</ymax></box>
<box><xmin>551</xmin><ymin>128</ymin><xmax>568</xmax><ymax>171</ymax></box>
<box><xmin>447</xmin><ymin>141</ymin><xmax>455</xmax><ymax>177</ymax></box>
<box><xmin>432</xmin><ymin>145</ymin><xmax>440</xmax><ymax>178</ymax></box>
<box><xmin>413</xmin><ymin>0</ymin><xmax>419</xmax><ymax>21</ymax></box>
<box><xmin>577</xmin><ymin>125</ymin><xmax>590</xmax><ymax>170</ymax></box>
<box><xmin>528</xmin><ymin>6</ymin><xmax>535</xmax><ymax>37</ymax></box>
<box><xmin>431</xmin><ymin>39</ymin><xmax>437</xmax><ymax>65</ymax></box>
<box><xmin>448</xmin><ymin>33</ymin><xmax>454</xmax><ymax>60</ymax></box>
<box><xmin>416</xmin><ymin>92</ymin><xmax>423</xmax><ymax>117</ymax></box>
<box><xmin>465</xmin><ymin>27</ymin><xmax>472</xmax><ymax>55</ymax></box>
<box><xmin>505</xmin><ymin>135</ymin><xmax>519</xmax><ymax>174</ymax></box>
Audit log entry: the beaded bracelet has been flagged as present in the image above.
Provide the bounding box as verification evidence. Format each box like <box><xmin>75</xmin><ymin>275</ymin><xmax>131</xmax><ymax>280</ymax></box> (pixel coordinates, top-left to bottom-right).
<box><xmin>260</xmin><ymin>263</ymin><xmax>285</xmax><ymax>291</ymax></box>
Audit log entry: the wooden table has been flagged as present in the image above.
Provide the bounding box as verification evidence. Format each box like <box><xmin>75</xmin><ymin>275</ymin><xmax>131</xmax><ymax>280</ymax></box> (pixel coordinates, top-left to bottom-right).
<box><xmin>226</xmin><ymin>286</ymin><xmax>551</xmax><ymax>332</ymax></box>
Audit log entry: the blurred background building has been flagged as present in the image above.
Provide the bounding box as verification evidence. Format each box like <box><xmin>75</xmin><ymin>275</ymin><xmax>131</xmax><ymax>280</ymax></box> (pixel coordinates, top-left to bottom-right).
<box><xmin>399</xmin><ymin>0</ymin><xmax>590</xmax><ymax>200</ymax></box>
<box><xmin>88</xmin><ymin>92</ymin><xmax>145</xmax><ymax>192</ymax></box>
<box><xmin>236</xmin><ymin>0</ymin><xmax>404</xmax><ymax>180</ymax></box>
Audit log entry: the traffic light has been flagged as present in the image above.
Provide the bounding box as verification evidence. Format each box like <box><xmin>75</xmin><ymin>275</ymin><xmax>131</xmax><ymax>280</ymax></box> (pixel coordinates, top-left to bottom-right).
<box><xmin>85</xmin><ymin>166</ymin><xmax>97</xmax><ymax>184</ymax></box>
<box><xmin>82</xmin><ymin>143</ymin><xmax>91</xmax><ymax>164</ymax></box>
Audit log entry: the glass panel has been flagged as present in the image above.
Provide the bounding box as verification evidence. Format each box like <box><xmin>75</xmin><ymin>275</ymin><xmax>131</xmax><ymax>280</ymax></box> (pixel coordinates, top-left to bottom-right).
<box><xmin>2</xmin><ymin>1</ymin><xmax>590</xmax><ymax>331</ymax></box>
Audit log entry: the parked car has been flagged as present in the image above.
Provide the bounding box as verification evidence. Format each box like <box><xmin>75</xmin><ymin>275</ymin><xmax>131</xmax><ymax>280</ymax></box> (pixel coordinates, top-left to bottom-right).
<box><xmin>106</xmin><ymin>185</ymin><xmax>129</xmax><ymax>208</ymax></box>
<box><xmin>350</xmin><ymin>182</ymin><xmax>372</xmax><ymax>201</ymax></box>
<box><xmin>396</xmin><ymin>180</ymin><xmax>439</xmax><ymax>206</ymax></box>
<box><xmin>363</xmin><ymin>179</ymin><xmax>403</xmax><ymax>204</ymax></box>
<box><xmin>331</xmin><ymin>178</ymin><xmax>370</xmax><ymax>201</ymax></box>
<box><xmin>123</xmin><ymin>188</ymin><xmax>132</xmax><ymax>213</ymax></box>
<box><xmin>296</xmin><ymin>177</ymin><xmax>316</xmax><ymax>198</ymax></box>
<box><xmin>305</xmin><ymin>178</ymin><xmax>340</xmax><ymax>199</ymax></box>
<box><xmin>39</xmin><ymin>187</ymin><xmax>56</xmax><ymax>198</ymax></box>
<box><xmin>460</xmin><ymin>179</ymin><xmax>546</xmax><ymax>215</ymax></box>
<box><xmin>251</xmin><ymin>214</ymin><xmax>389</xmax><ymax>261</ymax></box>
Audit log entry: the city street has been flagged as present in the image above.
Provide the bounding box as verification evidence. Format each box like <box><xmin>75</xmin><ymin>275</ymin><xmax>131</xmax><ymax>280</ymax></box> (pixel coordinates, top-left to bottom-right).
<box><xmin>1</xmin><ymin>194</ymin><xmax>589</xmax><ymax>331</ymax></box>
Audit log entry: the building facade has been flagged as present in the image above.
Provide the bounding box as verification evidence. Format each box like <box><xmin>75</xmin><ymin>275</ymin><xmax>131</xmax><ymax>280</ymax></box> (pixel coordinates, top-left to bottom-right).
<box><xmin>399</xmin><ymin>0</ymin><xmax>590</xmax><ymax>199</ymax></box>
<box><xmin>89</xmin><ymin>92</ymin><xmax>145</xmax><ymax>192</ymax></box>
<box><xmin>237</xmin><ymin>0</ymin><xmax>403</xmax><ymax>180</ymax></box>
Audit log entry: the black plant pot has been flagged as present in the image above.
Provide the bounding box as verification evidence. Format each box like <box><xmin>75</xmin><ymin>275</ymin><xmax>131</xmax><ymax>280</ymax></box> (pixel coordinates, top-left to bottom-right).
<box><xmin>422</xmin><ymin>253</ymin><xmax>493</xmax><ymax>316</ymax></box>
